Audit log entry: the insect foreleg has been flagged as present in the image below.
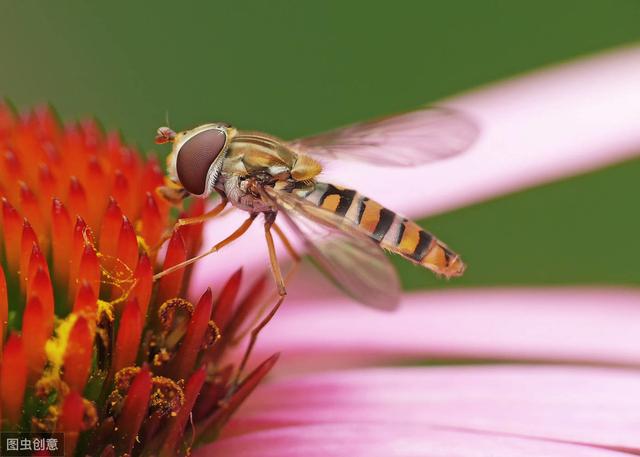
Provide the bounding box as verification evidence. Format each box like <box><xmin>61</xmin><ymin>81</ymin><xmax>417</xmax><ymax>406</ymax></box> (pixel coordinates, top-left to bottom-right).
<box><xmin>152</xmin><ymin>214</ymin><xmax>256</xmax><ymax>281</ymax></box>
<box><xmin>151</xmin><ymin>194</ymin><xmax>229</xmax><ymax>253</ymax></box>
<box><xmin>176</xmin><ymin>196</ymin><xmax>228</xmax><ymax>227</ymax></box>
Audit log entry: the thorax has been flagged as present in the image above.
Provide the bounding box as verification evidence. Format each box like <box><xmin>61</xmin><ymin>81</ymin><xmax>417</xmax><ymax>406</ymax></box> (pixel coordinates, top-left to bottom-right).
<box><xmin>216</xmin><ymin>131</ymin><xmax>322</xmax><ymax>213</ymax></box>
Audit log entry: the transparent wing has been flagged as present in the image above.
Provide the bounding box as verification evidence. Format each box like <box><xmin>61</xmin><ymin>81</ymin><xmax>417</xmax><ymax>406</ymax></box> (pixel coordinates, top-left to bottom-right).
<box><xmin>289</xmin><ymin>106</ymin><xmax>479</xmax><ymax>167</ymax></box>
<box><xmin>265</xmin><ymin>187</ymin><xmax>401</xmax><ymax>310</ymax></box>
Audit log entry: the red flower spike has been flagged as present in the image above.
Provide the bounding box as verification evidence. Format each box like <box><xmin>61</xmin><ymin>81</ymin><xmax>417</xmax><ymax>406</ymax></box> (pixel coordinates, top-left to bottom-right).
<box><xmin>213</xmin><ymin>268</ymin><xmax>243</xmax><ymax>331</ymax></box>
<box><xmin>27</xmin><ymin>242</ymin><xmax>49</xmax><ymax>286</ymax></box>
<box><xmin>0</xmin><ymin>264</ymin><xmax>7</xmax><ymax>355</ymax></box>
<box><xmin>77</xmin><ymin>244</ymin><xmax>100</xmax><ymax>300</ymax></box>
<box><xmin>63</xmin><ymin>316</ymin><xmax>93</xmax><ymax>393</ymax></box>
<box><xmin>111</xmin><ymin>145</ymin><xmax>131</xmax><ymax>174</ymax></box>
<box><xmin>61</xmin><ymin>125</ymin><xmax>86</xmax><ymax>178</ymax></box>
<box><xmin>2</xmin><ymin>198</ymin><xmax>22</xmax><ymax>274</ymax></box>
<box><xmin>111</xmin><ymin>170</ymin><xmax>132</xmax><ymax>219</ymax></box>
<box><xmin>140</xmin><ymin>192</ymin><xmax>163</xmax><ymax>250</ymax></box>
<box><xmin>44</xmin><ymin>143</ymin><xmax>63</xmax><ymax>175</ymax></box>
<box><xmin>51</xmin><ymin>198</ymin><xmax>72</xmax><ymax>284</ymax></box>
<box><xmin>67</xmin><ymin>176</ymin><xmax>89</xmax><ymax>224</ymax></box>
<box><xmin>32</xmin><ymin>105</ymin><xmax>59</xmax><ymax>141</ymax></box>
<box><xmin>37</xmin><ymin>164</ymin><xmax>57</xmax><ymax>214</ymax></box>
<box><xmin>106</xmin><ymin>215</ymin><xmax>138</xmax><ymax>302</ymax></box>
<box><xmin>86</xmin><ymin>157</ymin><xmax>107</xmax><ymax>230</ymax></box>
<box><xmin>131</xmin><ymin>253</ymin><xmax>152</xmax><ymax>320</ymax></box>
<box><xmin>117</xmin><ymin>216</ymin><xmax>139</xmax><ymax>276</ymax></box>
<box><xmin>198</xmin><ymin>353</ymin><xmax>280</xmax><ymax>442</ymax></box>
<box><xmin>117</xmin><ymin>147</ymin><xmax>142</xmax><ymax>187</ymax></box>
<box><xmin>28</xmin><ymin>267</ymin><xmax>54</xmax><ymax>333</ymax></box>
<box><xmin>0</xmin><ymin>334</ymin><xmax>27</xmax><ymax>426</ymax></box>
<box><xmin>2</xmin><ymin>151</ymin><xmax>23</xmax><ymax>202</ymax></box>
<box><xmin>209</xmin><ymin>274</ymin><xmax>268</xmax><ymax>362</ymax></box>
<box><xmin>113</xmin><ymin>299</ymin><xmax>142</xmax><ymax>373</ymax></box>
<box><xmin>20</xmin><ymin>220</ymin><xmax>39</xmax><ymax>290</ymax></box>
<box><xmin>20</xmin><ymin>182</ymin><xmax>47</xmax><ymax>248</ymax></box>
<box><xmin>98</xmin><ymin>198</ymin><xmax>122</xmax><ymax>273</ymax></box>
<box><xmin>87</xmin><ymin>156</ymin><xmax>106</xmax><ymax>186</ymax></box>
<box><xmin>141</xmin><ymin>157</ymin><xmax>170</xmax><ymax>221</ymax></box>
<box><xmin>73</xmin><ymin>280</ymin><xmax>97</xmax><ymax>315</ymax></box>
<box><xmin>159</xmin><ymin>368</ymin><xmax>206</xmax><ymax>457</ymax></box>
<box><xmin>178</xmin><ymin>198</ymin><xmax>205</xmax><ymax>257</ymax></box>
<box><xmin>80</xmin><ymin>118</ymin><xmax>102</xmax><ymax>151</ymax></box>
<box><xmin>0</xmin><ymin>168</ymin><xmax>13</xmax><ymax>205</ymax></box>
<box><xmin>157</xmin><ymin>231</ymin><xmax>187</xmax><ymax>304</ymax></box>
<box><xmin>170</xmin><ymin>288</ymin><xmax>213</xmax><ymax>380</ymax></box>
<box><xmin>68</xmin><ymin>217</ymin><xmax>87</xmax><ymax>299</ymax></box>
<box><xmin>58</xmin><ymin>391</ymin><xmax>85</xmax><ymax>456</ymax></box>
<box><xmin>225</xmin><ymin>274</ymin><xmax>268</xmax><ymax>338</ymax></box>
<box><xmin>114</xmin><ymin>367</ymin><xmax>152</xmax><ymax>456</ymax></box>
<box><xmin>14</xmin><ymin>120</ymin><xmax>45</xmax><ymax>186</ymax></box>
<box><xmin>22</xmin><ymin>297</ymin><xmax>49</xmax><ymax>383</ymax></box>
<box><xmin>141</xmin><ymin>157</ymin><xmax>165</xmax><ymax>195</ymax></box>
<box><xmin>105</xmin><ymin>131</ymin><xmax>123</xmax><ymax>165</ymax></box>
<box><xmin>191</xmin><ymin>365</ymin><xmax>233</xmax><ymax>421</ymax></box>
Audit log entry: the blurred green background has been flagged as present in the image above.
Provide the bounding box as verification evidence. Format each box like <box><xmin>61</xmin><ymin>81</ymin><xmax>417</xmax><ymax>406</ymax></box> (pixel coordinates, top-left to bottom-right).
<box><xmin>1</xmin><ymin>1</ymin><xmax>638</xmax><ymax>289</ymax></box>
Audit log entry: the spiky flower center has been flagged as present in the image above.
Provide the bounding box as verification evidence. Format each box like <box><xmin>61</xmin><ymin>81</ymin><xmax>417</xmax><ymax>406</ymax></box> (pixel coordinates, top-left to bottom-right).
<box><xmin>0</xmin><ymin>104</ymin><xmax>277</xmax><ymax>456</ymax></box>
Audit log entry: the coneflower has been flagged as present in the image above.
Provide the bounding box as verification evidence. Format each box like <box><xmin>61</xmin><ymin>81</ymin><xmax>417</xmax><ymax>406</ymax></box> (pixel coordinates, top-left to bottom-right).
<box><xmin>0</xmin><ymin>103</ymin><xmax>277</xmax><ymax>456</ymax></box>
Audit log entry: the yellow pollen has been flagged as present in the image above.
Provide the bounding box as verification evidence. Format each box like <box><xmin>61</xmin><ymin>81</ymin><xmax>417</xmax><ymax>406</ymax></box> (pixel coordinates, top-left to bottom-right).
<box><xmin>136</xmin><ymin>234</ymin><xmax>151</xmax><ymax>256</ymax></box>
<box><xmin>45</xmin><ymin>314</ymin><xmax>79</xmax><ymax>374</ymax></box>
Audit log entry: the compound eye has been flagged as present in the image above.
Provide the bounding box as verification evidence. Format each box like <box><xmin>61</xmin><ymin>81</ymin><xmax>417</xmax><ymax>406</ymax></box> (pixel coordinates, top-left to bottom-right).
<box><xmin>176</xmin><ymin>129</ymin><xmax>226</xmax><ymax>195</ymax></box>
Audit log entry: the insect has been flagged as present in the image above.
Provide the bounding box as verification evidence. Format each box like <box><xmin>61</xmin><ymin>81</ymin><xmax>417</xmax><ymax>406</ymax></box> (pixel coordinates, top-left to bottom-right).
<box><xmin>154</xmin><ymin>107</ymin><xmax>477</xmax><ymax>375</ymax></box>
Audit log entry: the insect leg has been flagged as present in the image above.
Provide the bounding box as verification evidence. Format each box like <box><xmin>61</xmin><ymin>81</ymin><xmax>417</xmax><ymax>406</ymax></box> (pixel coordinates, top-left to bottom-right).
<box><xmin>153</xmin><ymin>214</ymin><xmax>256</xmax><ymax>281</ymax></box>
<box><xmin>176</xmin><ymin>196</ymin><xmax>228</xmax><ymax>227</ymax></box>
<box><xmin>233</xmin><ymin>216</ymin><xmax>289</xmax><ymax>384</ymax></box>
<box><xmin>230</xmin><ymin>221</ymin><xmax>302</xmax><ymax>346</ymax></box>
<box><xmin>151</xmin><ymin>195</ymin><xmax>229</xmax><ymax>254</ymax></box>
<box><xmin>272</xmin><ymin>222</ymin><xmax>301</xmax><ymax>262</ymax></box>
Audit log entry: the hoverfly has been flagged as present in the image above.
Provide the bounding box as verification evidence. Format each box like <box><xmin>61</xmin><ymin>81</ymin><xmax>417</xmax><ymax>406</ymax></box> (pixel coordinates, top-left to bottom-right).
<box><xmin>153</xmin><ymin>107</ymin><xmax>477</xmax><ymax>372</ymax></box>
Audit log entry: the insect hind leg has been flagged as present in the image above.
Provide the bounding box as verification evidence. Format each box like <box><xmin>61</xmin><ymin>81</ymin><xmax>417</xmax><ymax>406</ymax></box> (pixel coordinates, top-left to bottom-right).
<box><xmin>233</xmin><ymin>214</ymin><xmax>292</xmax><ymax>385</ymax></box>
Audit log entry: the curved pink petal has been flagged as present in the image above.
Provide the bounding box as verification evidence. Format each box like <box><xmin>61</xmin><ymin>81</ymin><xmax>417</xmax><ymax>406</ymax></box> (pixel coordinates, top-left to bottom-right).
<box><xmin>238</xmin><ymin>287</ymin><xmax>640</xmax><ymax>375</ymax></box>
<box><xmin>191</xmin><ymin>45</ymin><xmax>640</xmax><ymax>292</ymax></box>
<box><xmin>199</xmin><ymin>423</ymin><xmax>628</xmax><ymax>457</ymax></box>
<box><xmin>219</xmin><ymin>366</ymin><xmax>640</xmax><ymax>451</ymax></box>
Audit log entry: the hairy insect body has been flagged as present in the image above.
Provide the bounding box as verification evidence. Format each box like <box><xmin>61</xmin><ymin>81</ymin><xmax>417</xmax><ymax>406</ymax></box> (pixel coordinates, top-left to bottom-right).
<box><xmin>217</xmin><ymin>133</ymin><xmax>321</xmax><ymax>213</ymax></box>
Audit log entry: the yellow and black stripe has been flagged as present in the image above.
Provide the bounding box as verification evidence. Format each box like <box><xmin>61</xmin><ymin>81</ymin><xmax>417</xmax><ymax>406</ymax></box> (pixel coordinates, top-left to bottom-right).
<box><xmin>304</xmin><ymin>182</ymin><xmax>465</xmax><ymax>277</ymax></box>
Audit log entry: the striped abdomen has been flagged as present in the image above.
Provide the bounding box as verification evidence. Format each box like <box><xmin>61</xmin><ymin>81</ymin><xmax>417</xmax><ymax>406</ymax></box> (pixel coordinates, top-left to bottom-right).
<box><xmin>302</xmin><ymin>182</ymin><xmax>465</xmax><ymax>277</ymax></box>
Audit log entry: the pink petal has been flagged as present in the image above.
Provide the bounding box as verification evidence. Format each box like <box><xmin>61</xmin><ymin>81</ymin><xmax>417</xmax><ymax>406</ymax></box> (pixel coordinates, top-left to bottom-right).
<box><xmin>241</xmin><ymin>287</ymin><xmax>640</xmax><ymax>375</ymax></box>
<box><xmin>198</xmin><ymin>423</ymin><xmax>628</xmax><ymax>457</ymax></box>
<box><xmin>191</xmin><ymin>45</ymin><xmax>640</xmax><ymax>294</ymax></box>
<box><xmin>220</xmin><ymin>366</ymin><xmax>640</xmax><ymax>451</ymax></box>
